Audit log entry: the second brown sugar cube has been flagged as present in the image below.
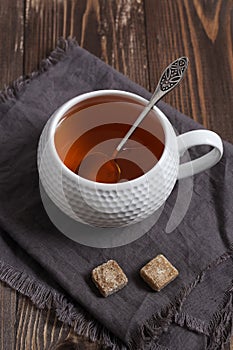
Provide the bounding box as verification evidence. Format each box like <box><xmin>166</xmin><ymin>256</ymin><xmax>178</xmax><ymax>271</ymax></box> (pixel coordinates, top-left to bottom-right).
<box><xmin>140</xmin><ymin>254</ymin><xmax>179</xmax><ymax>291</ymax></box>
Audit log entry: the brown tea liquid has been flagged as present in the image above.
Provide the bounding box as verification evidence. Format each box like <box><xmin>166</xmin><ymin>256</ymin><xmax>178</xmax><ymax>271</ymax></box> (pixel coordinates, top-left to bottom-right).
<box><xmin>55</xmin><ymin>99</ymin><xmax>164</xmax><ymax>183</ymax></box>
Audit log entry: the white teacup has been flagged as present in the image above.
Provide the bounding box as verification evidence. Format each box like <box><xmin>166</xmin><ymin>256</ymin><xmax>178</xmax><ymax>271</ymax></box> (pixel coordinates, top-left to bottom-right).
<box><xmin>37</xmin><ymin>90</ymin><xmax>223</xmax><ymax>228</ymax></box>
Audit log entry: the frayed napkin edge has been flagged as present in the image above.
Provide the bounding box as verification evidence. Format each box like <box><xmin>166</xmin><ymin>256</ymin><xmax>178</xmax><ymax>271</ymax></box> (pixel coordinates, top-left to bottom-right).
<box><xmin>0</xmin><ymin>37</ymin><xmax>77</xmax><ymax>104</ymax></box>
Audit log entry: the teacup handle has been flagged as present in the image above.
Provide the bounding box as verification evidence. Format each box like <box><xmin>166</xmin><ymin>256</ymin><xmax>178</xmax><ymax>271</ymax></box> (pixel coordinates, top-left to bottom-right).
<box><xmin>177</xmin><ymin>130</ymin><xmax>223</xmax><ymax>179</ymax></box>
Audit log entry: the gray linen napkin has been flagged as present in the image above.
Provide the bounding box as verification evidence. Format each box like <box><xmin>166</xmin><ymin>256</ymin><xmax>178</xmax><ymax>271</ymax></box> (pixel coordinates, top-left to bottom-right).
<box><xmin>0</xmin><ymin>39</ymin><xmax>232</xmax><ymax>350</ymax></box>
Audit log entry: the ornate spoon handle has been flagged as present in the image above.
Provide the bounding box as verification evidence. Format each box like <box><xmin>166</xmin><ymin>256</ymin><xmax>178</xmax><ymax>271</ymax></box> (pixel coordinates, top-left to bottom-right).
<box><xmin>115</xmin><ymin>57</ymin><xmax>189</xmax><ymax>154</ymax></box>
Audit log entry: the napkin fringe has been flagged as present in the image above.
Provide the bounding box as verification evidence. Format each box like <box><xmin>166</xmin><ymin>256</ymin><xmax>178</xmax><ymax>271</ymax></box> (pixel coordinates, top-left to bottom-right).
<box><xmin>0</xmin><ymin>37</ymin><xmax>77</xmax><ymax>103</ymax></box>
<box><xmin>130</xmin><ymin>246</ymin><xmax>233</xmax><ymax>350</ymax></box>
<box><xmin>0</xmin><ymin>259</ymin><xmax>126</xmax><ymax>350</ymax></box>
<box><xmin>207</xmin><ymin>283</ymin><xmax>233</xmax><ymax>349</ymax></box>
<box><xmin>174</xmin><ymin>312</ymin><xmax>209</xmax><ymax>335</ymax></box>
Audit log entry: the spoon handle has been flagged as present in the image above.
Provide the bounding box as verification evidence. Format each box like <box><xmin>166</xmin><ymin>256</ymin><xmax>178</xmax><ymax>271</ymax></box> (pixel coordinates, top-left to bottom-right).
<box><xmin>115</xmin><ymin>57</ymin><xmax>189</xmax><ymax>154</ymax></box>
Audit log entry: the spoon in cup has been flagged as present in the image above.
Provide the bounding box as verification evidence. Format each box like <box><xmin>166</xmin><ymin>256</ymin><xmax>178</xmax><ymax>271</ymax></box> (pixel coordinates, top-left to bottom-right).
<box><xmin>78</xmin><ymin>57</ymin><xmax>189</xmax><ymax>183</ymax></box>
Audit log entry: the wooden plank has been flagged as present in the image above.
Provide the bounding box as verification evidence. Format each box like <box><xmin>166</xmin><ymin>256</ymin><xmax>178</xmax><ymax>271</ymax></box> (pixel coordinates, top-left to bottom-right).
<box><xmin>81</xmin><ymin>0</ymin><xmax>149</xmax><ymax>88</ymax></box>
<box><xmin>24</xmin><ymin>0</ymin><xmax>149</xmax><ymax>89</ymax></box>
<box><xmin>0</xmin><ymin>283</ymin><xmax>17</xmax><ymax>350</ymax></box>
<box><xmin>0</xmin><ymin>0</ymin><xmax>24</xmax><ymax>90</ymax></box>
<box><xmin>0</xmin><ymin>291</ymin><xmax>97</xmax><ymax>350</ymax></box>
<box><xmin>0</xmin><ymin>280</ymin><xmax>98</xmax><ymax>349</ymax></box>
<box><xmin>144</xmin><ymin>0</ymin><xmax>233</xmax><ymax>142</ymax></box>
<box><xmin>23</xmin><ymin>0</ymin><xmax>84</xmax><ymax>73</ymax></box>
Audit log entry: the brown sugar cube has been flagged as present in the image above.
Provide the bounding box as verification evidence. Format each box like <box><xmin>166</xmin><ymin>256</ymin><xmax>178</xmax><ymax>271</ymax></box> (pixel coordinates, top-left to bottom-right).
<box><xmin>140</xmin><ymin>254</ymin><xmax>179</xmax><ymax>291</ymax></box>
<box><xmin>92</xmin><ymin>260</ymin><xmax>128</xmax><ymax>297</ymax></box>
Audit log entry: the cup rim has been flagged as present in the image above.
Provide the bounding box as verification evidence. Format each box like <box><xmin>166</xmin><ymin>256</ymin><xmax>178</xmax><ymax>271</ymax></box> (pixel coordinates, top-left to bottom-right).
<box><xmin>49</xmin><ymin>90</ymin><xmax>170</xmax><ymax>188</ymax></box>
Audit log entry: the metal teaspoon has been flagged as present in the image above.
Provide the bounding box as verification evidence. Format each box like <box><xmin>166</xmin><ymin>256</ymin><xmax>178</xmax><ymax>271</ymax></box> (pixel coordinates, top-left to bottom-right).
<box><xmin>113</xmin><ymin>56</ymin><xmax>189</xmax><ymax>157</ymax></box>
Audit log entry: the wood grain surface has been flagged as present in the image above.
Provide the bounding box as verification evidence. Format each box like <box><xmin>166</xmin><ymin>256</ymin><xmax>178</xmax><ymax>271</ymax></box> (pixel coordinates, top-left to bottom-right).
<box><xmin>0</xmin><ymin>0</ymin><xmax>232</xmax><ymax>349</ymax></box>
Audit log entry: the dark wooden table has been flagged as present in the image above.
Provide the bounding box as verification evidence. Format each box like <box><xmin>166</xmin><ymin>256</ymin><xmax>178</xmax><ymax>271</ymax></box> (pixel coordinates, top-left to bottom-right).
<box><xmin>0</xmin><ymin>1</ymin><xmax>232</xmax><ymax>349</ymax></box>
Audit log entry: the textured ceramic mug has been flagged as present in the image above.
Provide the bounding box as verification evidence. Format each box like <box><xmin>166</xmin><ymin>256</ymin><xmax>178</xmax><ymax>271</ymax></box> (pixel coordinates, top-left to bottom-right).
<box><xmin>37</xmin><ymin>90</ymin><xmax>223</xmax><ymax>227</ymax></box>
